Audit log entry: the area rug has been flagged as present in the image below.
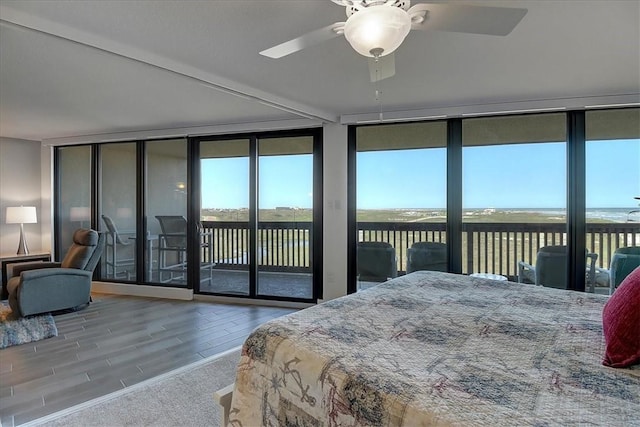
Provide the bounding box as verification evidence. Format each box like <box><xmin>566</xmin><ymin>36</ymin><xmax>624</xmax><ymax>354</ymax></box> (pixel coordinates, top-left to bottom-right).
<box><xmin>0</xmin><ymin>303</ymin><xmax>58</xmax><ymax>349</ymax></box>
<box><xmin>25</xmin><ymin>346</ymin><xmax>241</xmax><ymax>427</ymax></box>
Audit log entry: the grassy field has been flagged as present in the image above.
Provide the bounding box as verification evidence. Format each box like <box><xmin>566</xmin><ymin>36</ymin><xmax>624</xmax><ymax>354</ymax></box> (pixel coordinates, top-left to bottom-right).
<box><xmin>202</xmin><ymin>208</ymin><xmax>620</xmax><ymax>223</ymax></box>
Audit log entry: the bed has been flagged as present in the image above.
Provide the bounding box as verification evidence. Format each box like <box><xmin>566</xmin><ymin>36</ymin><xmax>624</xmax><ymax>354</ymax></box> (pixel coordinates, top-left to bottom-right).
<box><xmin>226</xmin><ymin>271</ymin><xmax>640</xmax><ymax>426</ymax></box>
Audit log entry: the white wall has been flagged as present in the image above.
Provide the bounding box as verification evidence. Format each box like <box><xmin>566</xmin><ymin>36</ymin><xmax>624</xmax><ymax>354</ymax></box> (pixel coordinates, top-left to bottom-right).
<box><xmin>321</xmin><ymin>123</ymin><xmax>349</xmax><ymax>301</ymax></box>
<box><xmin>0</xmin><ymin>137</ymin><xmax>50</xmax><ymax>255</ymax></box>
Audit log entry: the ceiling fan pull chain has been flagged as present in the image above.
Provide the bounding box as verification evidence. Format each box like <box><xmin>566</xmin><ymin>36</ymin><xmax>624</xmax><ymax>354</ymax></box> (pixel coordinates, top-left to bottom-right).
<box><xmin>375</xmin><ymin>68</ymin><xmax>383</xmax><ymax>121</ymax></box>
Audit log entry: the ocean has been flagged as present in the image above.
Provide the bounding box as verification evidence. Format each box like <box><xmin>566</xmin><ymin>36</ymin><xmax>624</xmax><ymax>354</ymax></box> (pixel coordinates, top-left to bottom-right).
<box><xmin>500</xmin><ymin>208</ymin><xmax>639</xmax><ymax>223</ymax></box>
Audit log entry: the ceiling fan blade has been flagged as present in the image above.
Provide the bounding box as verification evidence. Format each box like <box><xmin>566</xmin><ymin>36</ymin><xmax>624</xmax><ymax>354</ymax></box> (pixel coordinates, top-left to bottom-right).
<box><xmin>260</xmin><ymin>23</ymin><xmax>345</xmax><ymax>59</ymax></box>
<box><xmin>411</xmin><ymin>3</ymin><xmax>527</xmax><ymax>36</ymax></box>
<box><xmin>369</xmin><ymin>53</ymin><xmax>395</xmax><ymax>83</ymax></box>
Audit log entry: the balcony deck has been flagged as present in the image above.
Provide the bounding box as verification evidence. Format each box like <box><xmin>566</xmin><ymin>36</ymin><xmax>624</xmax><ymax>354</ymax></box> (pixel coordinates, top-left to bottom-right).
<box><xmin>200</xmin><ymin>269</ymin><xmax>313</xmax><ymax>299</ymax></box>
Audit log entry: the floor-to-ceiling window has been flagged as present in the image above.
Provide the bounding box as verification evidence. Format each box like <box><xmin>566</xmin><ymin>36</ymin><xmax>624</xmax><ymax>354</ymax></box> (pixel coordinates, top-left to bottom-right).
<box><xmin>349</xmin><ymin>109</ymin><xmax>638</xmax><ymax>294</ymax></box>
<box><xmin>462</xmin><ymin>113</ymin><xmax>567</xmax><ymax>285</ymax></box>
<box><xmin>353</xmin><ymin>122</ymin><xmax>447</xmax><ymax>291</ymax></box>
<box><xmin>55</xmin><ymin>129</ymin><xmax>321</xmax><ymax>301</ymax></box>
<box><xmin>585</xmin><ymin>108</ymin><xmax>640</xmax><ymax>293</ymax></box>
<box><xmin>98</xmin><ymin>143</ymin><xmax>137</xmax><ymax>281</ymax></box>
<box><xmin>55</xmin><ymin>145</ymin><xmax>91</xmax><ymax>258</ymax></box>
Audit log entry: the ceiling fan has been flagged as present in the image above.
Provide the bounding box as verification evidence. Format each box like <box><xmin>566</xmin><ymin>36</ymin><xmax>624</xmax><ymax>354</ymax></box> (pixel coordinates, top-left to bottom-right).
<box><xmin>260</xmin><ymin>0</ymin><xmax>528</xmax><ymax>82</ymax></box>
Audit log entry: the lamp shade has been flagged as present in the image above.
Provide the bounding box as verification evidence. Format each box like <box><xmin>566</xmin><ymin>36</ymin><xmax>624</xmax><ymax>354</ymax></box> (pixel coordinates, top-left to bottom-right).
<box><xmin>344</xmin><ymin>5</ymin><xmax>412</xmax><ymax>58</ymax></box>
<box><xmin>6</xmin><ymin>206</ymin><xmax>37</xmax><ymax>224</ymax></box>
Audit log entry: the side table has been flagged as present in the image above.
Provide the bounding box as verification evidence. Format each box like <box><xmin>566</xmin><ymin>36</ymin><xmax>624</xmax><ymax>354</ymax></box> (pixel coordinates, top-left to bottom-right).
<box><xmin>1</xmin><ymin>252</ymin><xmax>51</xmax><ymax>300</ymax></box>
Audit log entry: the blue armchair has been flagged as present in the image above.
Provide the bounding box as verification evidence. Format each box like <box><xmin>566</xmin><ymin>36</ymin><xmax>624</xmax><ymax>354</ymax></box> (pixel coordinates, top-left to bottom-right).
<box><xmin>7</xmin><ymin>229</ymin><xmax>105</xmax><ymax>317</ymax></box>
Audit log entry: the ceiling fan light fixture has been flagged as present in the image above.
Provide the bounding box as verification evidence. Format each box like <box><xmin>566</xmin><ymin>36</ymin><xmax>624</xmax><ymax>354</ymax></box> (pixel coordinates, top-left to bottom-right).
<box><xmin>344</xmin><ymin>5</ymin><xmax>411</xmax><ymax>57</ymax></box>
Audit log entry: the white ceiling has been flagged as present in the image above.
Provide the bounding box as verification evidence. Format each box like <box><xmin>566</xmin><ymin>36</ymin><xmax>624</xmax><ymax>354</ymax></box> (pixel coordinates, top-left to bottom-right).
<box><xmin>0</xmin><ymin>0</ymin><xmax>638</xmax><ymax>142</ymax></box>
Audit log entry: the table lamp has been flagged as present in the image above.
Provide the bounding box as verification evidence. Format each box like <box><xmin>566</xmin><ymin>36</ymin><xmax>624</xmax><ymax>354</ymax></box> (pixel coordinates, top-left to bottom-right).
<box><xmin>6</xmin><ymin>206</ymin><xmax>38</xmax><ymax>255</ymax></box>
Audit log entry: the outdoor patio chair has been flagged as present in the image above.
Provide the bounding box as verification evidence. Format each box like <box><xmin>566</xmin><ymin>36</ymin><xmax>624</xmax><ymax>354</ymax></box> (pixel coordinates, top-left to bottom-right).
<box><xmin>155</xmin><ymin>215</ymin><xmax>214</xmax><ymax>284</ymax></box>
<box><xmin>101</xmin><ymin>214</ymin><xmax>135</xmax><ymax>280</ymax></box>
<box><xmin>406</xmin><ymin>242</ymin><xmax>448</xmax><ymax>273</ymax></box>
<box><xmin>357</xmin><ymin>241</ymin><xmax>397</xmax><ymax>283</ymax></box>
<box><xmin>517</xmin><ymin>245</ymin><xmax>597</xmax><ymax>291</ymax></box>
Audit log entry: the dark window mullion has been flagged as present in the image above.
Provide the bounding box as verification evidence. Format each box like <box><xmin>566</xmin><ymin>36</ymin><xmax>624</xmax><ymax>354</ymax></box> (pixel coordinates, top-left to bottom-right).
<box><xmin>136</xmin><ymin>141</ymin><xmax>146</xmax><ymax>282</ymax></box>
<box><xmin>312</xmin><ymin>128</ymin><xmax>323</xmax><ymax>301</ymax></box>
<box><xmin>567</xmin><ymin>111</ymin><xmax>587</xmax><ymax>292</ymax></box>
<box><xmin>347</xmin><ymin>125</ymin><xmax>357</xmax><ymax>294</ymax></box>
<box><xmin>187</xmin><ymin>137</ymin><xmax>199</xmax><ymax>292</ymax></box>
<box><xmin>249</xmin><ymin>135</ymin><xmax>258</xmax><ymax>298</ymax></box>
<box><xmin>447</xmin><ymin>119</ymin><xmax>463</xmax><ymax>274</ymax></box>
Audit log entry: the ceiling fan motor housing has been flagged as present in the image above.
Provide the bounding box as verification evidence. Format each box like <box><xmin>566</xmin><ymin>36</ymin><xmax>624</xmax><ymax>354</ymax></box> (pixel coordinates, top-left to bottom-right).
<box><xmin>341</xmin><ymin>0</ymin><xmax>411</xmax><ymax>17</ymax></box>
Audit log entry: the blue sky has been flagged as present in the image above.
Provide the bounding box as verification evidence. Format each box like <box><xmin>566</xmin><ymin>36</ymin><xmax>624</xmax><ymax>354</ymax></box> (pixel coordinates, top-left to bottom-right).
<box><xmin>201</xmin><ymin>155</ymin><xmax>313</xmax><ymax>209</ymax></box>
<box><xmin>201</xmin><ymin>139</ymin><xmax>639</xmax><ymax>210</ymax></box>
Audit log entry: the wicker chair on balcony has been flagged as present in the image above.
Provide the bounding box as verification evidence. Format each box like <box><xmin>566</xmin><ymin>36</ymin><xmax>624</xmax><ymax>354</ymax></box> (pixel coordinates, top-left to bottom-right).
<box><xmin>406</xmin><ymin>242</ymin><xmax>448</xmax><ymax>273</ymax></box>
<box><xmin>517</xmin><ymin>245</ymin><xmax>597</xmax><ymax>291</ymax></box>
<box><xmin>357</xmin><ymin>241</ymin><xmax>397</xmax><ymax>283</ymax></box>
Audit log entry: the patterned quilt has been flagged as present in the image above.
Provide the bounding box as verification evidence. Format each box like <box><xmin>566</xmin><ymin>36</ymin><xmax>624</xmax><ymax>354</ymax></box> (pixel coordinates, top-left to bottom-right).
<box><xmin>228</xmin><ymin>271</ymin><xmax>640</xmax><ymax>426</ymax></box>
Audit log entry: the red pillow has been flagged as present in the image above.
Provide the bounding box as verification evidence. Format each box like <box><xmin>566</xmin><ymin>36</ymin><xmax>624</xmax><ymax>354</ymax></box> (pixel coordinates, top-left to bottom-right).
<box><xmin>602</xmin><ymin>266</ymin><xmax>640</xmax><ymax>368</ymax></box>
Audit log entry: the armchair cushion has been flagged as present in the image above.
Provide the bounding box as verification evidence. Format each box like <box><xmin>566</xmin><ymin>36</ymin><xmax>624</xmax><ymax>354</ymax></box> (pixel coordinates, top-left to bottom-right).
<box><xmin>602</xmin><ymin>266</ymin><xmax>640</xmax><ymax>368</ymax></box>
<box><xmin>10</xmin><ymin>261</ymin><xmax>62</xmax><ymax>278</ymax></box>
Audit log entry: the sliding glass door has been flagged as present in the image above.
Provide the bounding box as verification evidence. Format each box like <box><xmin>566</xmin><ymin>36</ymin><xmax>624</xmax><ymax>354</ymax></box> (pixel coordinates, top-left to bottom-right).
<box><xmin>197</xmin><ymin>130</ymin><xmax>321</xmax><ymax>301</ymax></box>
<box><xmin>200</xmin><ymin>138</ymin><xmax>251</xmax><ymax>295</ymax></box>
<box><xmin>258</xmin><ymin>136</ymin><xmax>314</xmax><ymax>299</ymax></box>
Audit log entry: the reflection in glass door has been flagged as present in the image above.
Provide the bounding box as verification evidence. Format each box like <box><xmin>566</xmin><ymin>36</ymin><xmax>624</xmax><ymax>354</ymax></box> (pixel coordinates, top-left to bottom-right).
<box><xmin>99</xmin><ymin>143</ymin><xmax>137</xmax><ymax>281</ymax></box>
<box><xmin>56</xmin><ymin>145</ymin><xmax>91</xmax><ymax>258</ymax></box>
<box><xmin>145</xmin><ymin>139</ymin><xmax>188</xmax><ymax>285</ymax></box>
<box><xmin>258</xmin><ymin>136</ymin><xmax>314</xmax><ymax>299</ymax></box>
<box><xmin>200</xmin><ymin>139</ymin><xmax>250</xmax><ymax>295</ymax></box>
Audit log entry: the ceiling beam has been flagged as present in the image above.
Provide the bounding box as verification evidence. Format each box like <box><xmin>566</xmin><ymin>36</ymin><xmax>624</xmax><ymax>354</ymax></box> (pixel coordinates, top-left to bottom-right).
<box><xmin>0</xmin><ymin>5</ymin><xmax>338</xmax><ymax>124</ymax></box>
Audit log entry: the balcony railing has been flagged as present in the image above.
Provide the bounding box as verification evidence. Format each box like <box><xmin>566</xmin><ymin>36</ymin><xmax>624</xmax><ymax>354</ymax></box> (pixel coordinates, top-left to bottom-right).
<box><xmin>202</xmin><ymin>221</ymin><xmax>311</xmax><ymax>273</ymax></box>
<box><xmin>202</xmin><ymin>220</ymin><xmax>639</xmax><ymax>281</ymax></box>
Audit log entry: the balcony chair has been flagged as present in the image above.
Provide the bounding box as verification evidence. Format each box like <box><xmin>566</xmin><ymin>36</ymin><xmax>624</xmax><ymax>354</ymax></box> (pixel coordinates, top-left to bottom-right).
<box><xmin>357</xmin><ymin>241</ymin><xmax>398</xmax><ymax>283</ymax></box>
<box><xmin>101</xmin><ymin>214</ymin><xmax>135</xmax><ymax>280</ymax></box>
<box><xmin>406</xmin><ymin>242</ymin><xmax>448</xmax><ymax>273</ymax></box>
<box><xmin>155</xmin><ymin>215</ymin><xmax>214</xmax><ymax>284</ymax></box>
<box><xmin>608</xmin><ymin>246</ymin><xmax>640</xmax><ymax>294</ymax></box>
<box><xmin>517</xmin><ymin>245</ymin><xmax>597</xmax><ymax>291</ymax></box>
<box><xmin>7</xmin><ymin>229</ymin><xmax>105</xmax><ymax>317</ymax></box>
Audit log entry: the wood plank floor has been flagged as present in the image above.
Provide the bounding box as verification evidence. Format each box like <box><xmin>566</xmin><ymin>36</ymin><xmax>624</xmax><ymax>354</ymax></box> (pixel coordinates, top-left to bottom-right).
<box><xmin>0</xmin><ymin>293</ymin><xmax>297</xmax><ymax>426</ymax></box>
